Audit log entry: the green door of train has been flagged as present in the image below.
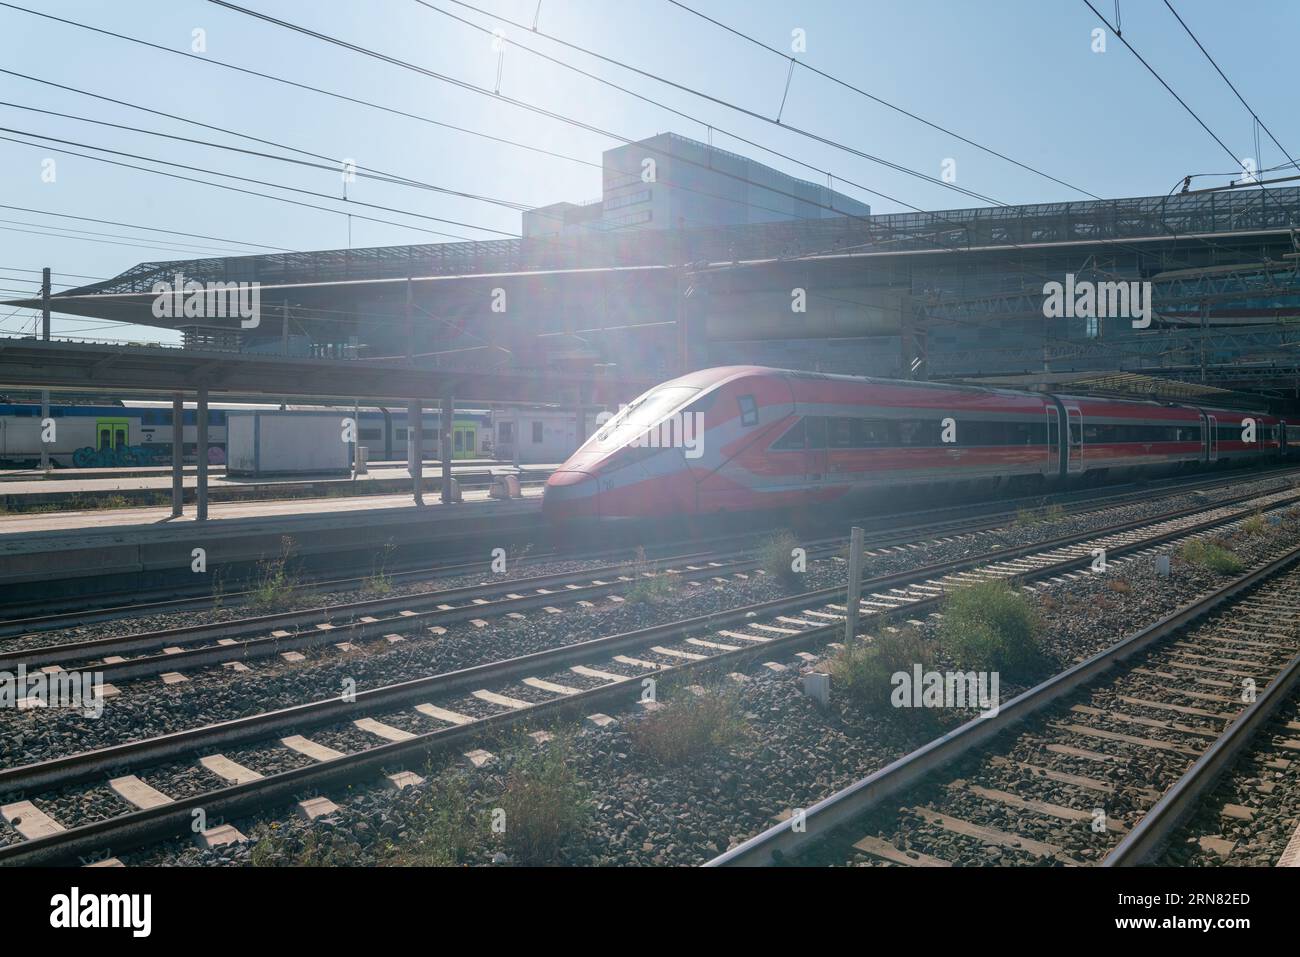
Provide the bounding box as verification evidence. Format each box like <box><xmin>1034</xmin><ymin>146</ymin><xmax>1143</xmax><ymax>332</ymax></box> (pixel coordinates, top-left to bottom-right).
<box><xmin>96</xmin><ymin>417</ymin><xmax>130</xmax><ymax>451</ymax></box>
<box><xmin>451</xmin><ymin>420</ymin><xmax>477</xmax><ymax>459</ymax></box>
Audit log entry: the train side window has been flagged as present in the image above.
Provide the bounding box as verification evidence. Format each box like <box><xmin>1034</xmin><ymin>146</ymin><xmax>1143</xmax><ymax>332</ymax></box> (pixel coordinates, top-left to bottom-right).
<box><xmin>896</xmin><ymin>419</ymin><xmax>933</xmax><ymax>447</ymax></box>
<box><xmin>737</xmin><ymin>394</ymin><xmax>758</xmax><ymax>427</ymax></box>
<box><xmin>771</xmin><ymin>418</ymin><xmax>806</xmax><ymax>451</ymax></box>
<box><xmin>805</xmin><ymin>416</ymin><xmax>827</xmax><ymax>449</ymax></box>
<box><xmin>860</xmin><ymin>418</ymin><xmax>893</xmax><ymax>447</ymax></box>
<box><xmin>827</xmin><ymin>417</ymin><xmax>857</xmax><ymax>448</ymax></box>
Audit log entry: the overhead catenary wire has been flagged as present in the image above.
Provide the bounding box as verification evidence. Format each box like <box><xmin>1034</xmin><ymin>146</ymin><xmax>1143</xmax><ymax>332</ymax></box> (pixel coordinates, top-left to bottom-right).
<box><xmin>0</xmin><ymin>4</ymin><xmax>919</xmax><ymax>247</ymax></box>
<box><xmin>1081</xmin><ymin>0</ymin><xmax>1243</xmax><ymax>172</ymax></box>
<box><xmin>1160</xmin><ymin>0</ymin><xmax>1300</xmax><ymax>177</ymax></box>
<box><xmin>0</xmin><ymin>202</ymin><xmax>291</xmax><ymax>255</ymax></box>
<box><xmin>0</xmin><ymin>76</ymin><xmax>860</xmax><ymax>239</ymax></box>
<box><xmin>7</xmin><ymin>0</ymin><xmax>1289</xmax><ymax>369</ymax></box>
<box><xmin>402</xmin><ymin>0</ymin><xmax>1006</xmax><ymax>208</ymax></box>
<box><xmin>0</xmin><ymin>133</ymin><xmax>483</xmax><ymax>243</ymax></box>
<box><xmin>204</xmin><ymin>0</ymin><xmax>994</xmax><ymax>220</ymax></box>
<box><xmin>0</xmin><ymin>222</ymin><xmax>281</xmax><ymax>259</ymax></box>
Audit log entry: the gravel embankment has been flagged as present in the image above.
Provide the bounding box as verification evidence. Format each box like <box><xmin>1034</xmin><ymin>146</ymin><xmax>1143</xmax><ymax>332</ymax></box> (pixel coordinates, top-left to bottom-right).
<box><xmin>121</xmin><ymin>504</ymin><xmax>1300</xmax><ymax>866</ymax></box>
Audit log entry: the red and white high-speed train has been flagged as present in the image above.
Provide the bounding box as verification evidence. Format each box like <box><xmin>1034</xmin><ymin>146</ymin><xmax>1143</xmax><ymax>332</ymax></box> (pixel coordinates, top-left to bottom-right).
<box><xmin>542</xmin><ymin>366</ymin><xmax>1287</xmax><ymax>525</ymax></box>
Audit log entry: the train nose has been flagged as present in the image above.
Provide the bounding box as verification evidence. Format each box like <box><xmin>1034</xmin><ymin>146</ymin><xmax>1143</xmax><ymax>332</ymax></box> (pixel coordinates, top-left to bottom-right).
<box><xmin>542</xmin><ymin>468</ymin><xmax>599</xmax><ymax>522</ymax></box>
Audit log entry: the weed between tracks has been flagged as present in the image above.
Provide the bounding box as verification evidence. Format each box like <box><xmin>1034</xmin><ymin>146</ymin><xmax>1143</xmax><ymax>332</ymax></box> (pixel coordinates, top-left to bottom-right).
<box><xmin>1014</xmin><ymin>503</ymin><xmax>1065</xmax><ymax>528</ymax></box>
<box><xmin>365</xmin><ymin>541</ymin><xmax>398</xmax><ymax>596</ymax></box>
<box><xmin>622</xmin><ymin>547</ymin><xmax>678</xmax><ymax>604</ymax></box>
<box><xmin>250</xmin><ymin>535</ymin><xmax>300</xmax><ymax>610</ymax></box>
<box><xmin>828</xmin><ymin>629</ymin><xmax>937</xmax><ymax>719</ymax></box>
<box><xmin>759</xmin><ymin>530</ymin><xmax>804</xmax><ymax>590</ymax></box>
<box><xmin>250</xmin><ymin>733</ymin><xmax>591</xmax><ymax>867</ymax></box>
<box><xmin>629</xmin><ymin>686</ymin><xmax>750</xmax><ymax>765</ymax></box>
<box><xmin>938</xmin><ymin>578</ymin><xmax>1046</xmax><ymax>676</ymax></box>
<box><xmin>1180</xmin><ymin>537</ymin><xmax>1245</xmax><ymax>574</ymax></box>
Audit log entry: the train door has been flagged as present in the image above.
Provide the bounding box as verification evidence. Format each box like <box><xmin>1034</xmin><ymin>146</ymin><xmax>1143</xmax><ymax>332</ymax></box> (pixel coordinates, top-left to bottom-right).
<box><xmin>804</xmin><ymin>415</ymin><xmax>828</xmax><ymax>484</ymax></box>
<box><xmin>1045</xmin><ymin>406</ymin><xmax>1061</xmax><ymax>477</ymax></box>
<box><xmin>454</xmin><ymin>423</ymin><xmax>477</xmax><ymax>459</ymax></box>
<box><xmin>95</xmin><ymin>417</ymin><xmax>129</xmax><ymax>451</ymax></box>
<box><xmin>1206</xmin><ymin>414</ymin><xmax>1219</xmax><ymax>462</ymax></box>
<box><xmin>1066</xmin><ymin>407</ymin><xmax>1084</xmax><ymax>473</ymax></box>
<box><xmin>1280</xmin><ymin>419</ymin><xmax>1288</xmax><ymax>458</ymax></box>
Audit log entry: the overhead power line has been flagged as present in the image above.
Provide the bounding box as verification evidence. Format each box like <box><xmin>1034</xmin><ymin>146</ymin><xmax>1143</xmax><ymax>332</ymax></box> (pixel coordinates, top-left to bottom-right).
<box><xmin>0</xmin><ymin>73</ymin><xmax>859</xmax><ymax>237</ymax></box>
<box><xmin>0</xmin><ymin>202</ymin><xmax>291</xmax><ymax>254</ymax></box>
<box><xmin>411</xmin><ymin>0</ymin><xmax>1008</xmax><ymax>206</ymax></box>
<box><xmin>662</xmin><ymin>0</ymin><xmax>1102</xmax><ymax>199</ymax></box>
<box><xmin>1160</xmin><ymin>0</ymin><xmax>1300</xmax><ymax>176</ymax></box>
<box><xmin>1081</xmin><ymin>0</ymin><xmax>1243</xmax><ymax>171</ymax></box>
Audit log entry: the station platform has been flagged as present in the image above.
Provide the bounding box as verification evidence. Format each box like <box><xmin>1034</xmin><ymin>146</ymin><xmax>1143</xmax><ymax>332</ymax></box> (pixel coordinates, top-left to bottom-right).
<box><xmin>0</xmin><ymin>486</ymin><xmax>546</xmax><ymax>605</ymax></box>
<box><xmin>0</xmin><ymin>462</ymin><xmax>557</xmax><ymax>510</ymax></box>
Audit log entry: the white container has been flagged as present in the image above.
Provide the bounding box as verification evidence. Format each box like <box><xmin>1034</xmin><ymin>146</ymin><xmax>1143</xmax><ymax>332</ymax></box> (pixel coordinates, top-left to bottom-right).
<box><xmin>226</xmin><ymin>411</ymin><xmax>351</xmax><ymax>476</ymax></box>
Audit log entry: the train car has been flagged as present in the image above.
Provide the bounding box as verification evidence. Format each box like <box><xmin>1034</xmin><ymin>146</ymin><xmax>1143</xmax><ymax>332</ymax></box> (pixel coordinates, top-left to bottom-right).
<box><xmin>363</xmin><ymin>408</ymin><xmax>489</xmax><ymax>461</ymax></box>
<box><xmin>1194</xmin><ymin>406</ymin><xmax>1282</xmax><ymax>465</ymax></box>
<box><xmin>543</xmin><ymin>366</ymin><xmax>1281</xmax><ymax>525</ymax></box>
<box><xmin>1054</xmin><ymin>395</ymin><xmax>1204</xmax><ymax>480</ymax></box>
<box><xmin>0</xmin><ymin>403</ymin><xmax>150</xmax><ymax>468</ymax></box>
<box><xmin>124</xmin><ymin>400</ymin><xmax>228</xmax><ymax>466</ymax></box>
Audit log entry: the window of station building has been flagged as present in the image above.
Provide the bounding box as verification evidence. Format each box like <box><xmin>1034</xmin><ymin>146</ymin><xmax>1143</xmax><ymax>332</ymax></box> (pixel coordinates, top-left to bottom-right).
<box><xmin>532</xmin><ymin>421</ymin><xmax>544</xmax><ymax>443</ymax></box>
<box><xmin>605</xmin><ymin>209</ymin><xmax>652</xmax><ymax>229</ymax></box>
<box><xmin>604</xmin><ymin>189</ymin><xmax>651</xmax><ymax>211</ymax></box>
<box><xmin>498</xmin><ymin>422</ymin><xmax>514</xmax><ymax>442</ymax></box>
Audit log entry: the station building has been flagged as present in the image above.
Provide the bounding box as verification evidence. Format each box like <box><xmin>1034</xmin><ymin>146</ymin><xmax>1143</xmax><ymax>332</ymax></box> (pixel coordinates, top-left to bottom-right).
<box><xmin>12</xmin><ymin>134</ymin><xmax>1300</xmax><ymax>409</ymax></box>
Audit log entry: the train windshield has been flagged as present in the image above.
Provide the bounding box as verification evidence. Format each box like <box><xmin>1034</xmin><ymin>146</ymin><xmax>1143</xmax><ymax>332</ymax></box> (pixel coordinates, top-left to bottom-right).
<box><xmin>587</xmin><ymin>386</ymin><xmax>700</xmax><ymax>451</ymax></box>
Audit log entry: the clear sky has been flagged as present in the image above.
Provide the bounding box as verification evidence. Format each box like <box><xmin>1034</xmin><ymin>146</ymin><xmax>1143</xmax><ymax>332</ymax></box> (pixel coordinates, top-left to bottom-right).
<box><xmin>2</xmin><ymin>0</ymin><xmax>1297</xmax><ymax>343</ymax></box>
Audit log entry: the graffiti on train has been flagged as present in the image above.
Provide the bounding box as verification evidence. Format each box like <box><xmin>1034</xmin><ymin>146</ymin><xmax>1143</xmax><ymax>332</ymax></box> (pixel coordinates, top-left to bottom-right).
<box><xmin>71</xmin><ymin>446</ymin><xmax>227</xmax><ymax>468</ymax></box>
<box><xmin>72</xmin><ymin>445</ymin><xmax>160</xmax><ymax>468</ymax></box>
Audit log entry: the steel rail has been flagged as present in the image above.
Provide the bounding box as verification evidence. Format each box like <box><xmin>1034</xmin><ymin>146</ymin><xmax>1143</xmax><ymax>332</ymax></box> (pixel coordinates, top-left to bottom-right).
<box><xmin>1103</xmin><ymin>648</ymin><xmax>1300</xmax><ymax>865</ymax></box>
<box><xmin>2</xmin><ymin>489</ymin><xmax>1295</xmax><ymax>866</ymax></box>
<box><xmin>13</xmin><ymin>485</ymin><xmax>1295</xmax><ymax>682</ymax></box>
<box><xmin>705</xmin><ymin>539</ymin><xmax>1300</xmax><ymax>866</ymax></box>
<box><xmin>4</xmin><ymin>463</ymin><xmax>1292</xmax><ymax>629</ymax></box>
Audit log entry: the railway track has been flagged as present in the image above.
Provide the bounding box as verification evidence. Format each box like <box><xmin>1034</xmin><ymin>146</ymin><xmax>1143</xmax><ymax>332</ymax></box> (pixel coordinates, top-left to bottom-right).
<box><xmin>707</xmin><ymin>538</ymin><xmax>1300</xmax><ymax>867</ymax></box>
<box><xmin>2</xmin><ymin>484</ymin><xmax>1298</xmax><ymax>865</ymax></box>
<box><xmin>4</xmin><ymin>463</ymin><xmax>1293</xmax><ymax>630</ymax></box>
<box><xmin>1155</xmin><ymin>678</ymin><xmax>1300</xmax><ymax>867</ymax></box>
<box><xmin>7</xmin><ymin>482</ymin><xmax>1299</xmax><ymax>691</ymax></box>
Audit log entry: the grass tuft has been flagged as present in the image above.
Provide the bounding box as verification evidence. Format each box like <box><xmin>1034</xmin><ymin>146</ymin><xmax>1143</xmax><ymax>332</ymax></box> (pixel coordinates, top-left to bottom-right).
<box><xmin>1180</xmin><ymin>537</ymin><xmax>1245</xmax><ymax>574</ymax></box>
<box><xmin>495</xmin><ymin>734</ymin><xmax>590</xmax><ymax>865</ymax></box>
<box><xmin>758</xmin><ymin>530</ymin><xmax>803</xmax><ymax>589</ymax></box>
<box><xmin>630</xmin><ymin>686</ymin><xmax>749</xmax><ymax>765</ymax></box>
<box><xmin>827</xmin><ymin>629</ymin><xmax>935</xmax><ymax>716</ymax></box>
<box><xmin>938</xmin><ymin>578</ymin><xmax>1043</xmax><ymax>675</ymax></box>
